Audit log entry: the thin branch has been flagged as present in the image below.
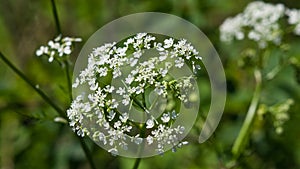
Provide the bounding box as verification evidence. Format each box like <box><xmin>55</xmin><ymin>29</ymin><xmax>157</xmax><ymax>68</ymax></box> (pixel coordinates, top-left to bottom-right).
<box><xmin>0</xmin><ymin>52</ymin><xmax>66</xmax><ymax>117</ymax></box>
<box><xmin>50</xmin><ymin>0</ymin><xmax>61</xmax><ymax>34</ymax></box>
<box><xmin>49</xmin><ymin>0</ymin><xmax>98</xmax><ymax>168</ymax></box>
<box><xmin>51</xmin><ymin>0</ymin><xmax>96</xmax><ymax>169</ymax></box>
<box><xmin>78</xmin><ymin>137</ymin><xmax>97</xmax><ymax>169</ymax></box>
<box><xmin>130</xmin><ymin>96</ymin><xmax>147</xmax><ymax>169</ymax></box>
<box><xmin>64</xmin><ymin>60</ymin><xmax>73</xmax><ymax>102</ymax></box>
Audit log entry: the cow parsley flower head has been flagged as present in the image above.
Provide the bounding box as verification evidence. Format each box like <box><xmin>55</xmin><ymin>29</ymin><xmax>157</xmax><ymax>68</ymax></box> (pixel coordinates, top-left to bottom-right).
<box><xmin>68</xmin><ymin>33</ymin><xmax>201</xmax><ymax>156</ymax></box>
<box><xmin>220</xmin><ymin>1</ymin><xmax>285</xmax><ymax>48</ymax></box>
<box><xmin>35</xmin><ymin>35</ymin><xmax>82</xmax><ymax>62</ymax></box>
<box><xmin>219</xmin><ymin>14</ymin><xmax>245</xmax><ymax>42</ymax></box>
<box><xmin>286</xmin><ymin>9</ymin><xmax>300</xmax><ymax>35</ymax></box>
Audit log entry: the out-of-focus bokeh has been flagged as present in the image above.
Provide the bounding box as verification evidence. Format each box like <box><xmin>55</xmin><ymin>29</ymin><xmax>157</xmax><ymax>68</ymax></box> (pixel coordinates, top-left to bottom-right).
<box><xmin>1</xmin><ymin>0</ymin><xmax>300</xmax><ymax>169</ymax></box>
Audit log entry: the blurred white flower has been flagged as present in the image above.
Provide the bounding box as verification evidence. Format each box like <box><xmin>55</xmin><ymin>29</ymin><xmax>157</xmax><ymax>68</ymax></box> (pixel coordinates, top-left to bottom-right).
<box><xmin>36</xmin><ymin>35</ymin><xmax>82</xmax><ymax>62</ymax></box>
<box><xmin>286</xmin><ymin>9</ymin><xmax>300</xmax><ymax>35</ymax></box>
<box><xmin>220</xmin><ymin>1</ymin><xmax>285</xmax><ymax>48</ymax></box>
<box><xmin>220</xmin><ymin>14</ymin><xmax>244</xmax><ymax>42</ymax></box>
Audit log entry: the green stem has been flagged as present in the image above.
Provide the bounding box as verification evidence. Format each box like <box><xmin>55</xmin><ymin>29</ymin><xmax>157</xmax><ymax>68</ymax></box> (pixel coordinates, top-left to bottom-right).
<box><xmin>131</xmin><ymin>96</ymin><xmax>148</xmax><ymax>112</ymax></box>
<box><xmin>63</xmin><ymin>62</ymin><xmax>97</xmax><ymax>169</ymax></box>
<box><xmin>78</xmin><ymin>137</ymin><xmax>97</xmax><ymax>169</ymax></box>
<box><xmin>1</xmin><ymin>54</ymin><xmax>97</xmax><ymax>169</ymax></box>
<box><xmin>64</xmin><ymin>60</ymin><xmax>73</xmax><ymax>102</ymax></box>
<box><xmin>133</xmin><ymin>126</ymin><xmax>146</xmax><ymax>169</ymax></box>
<box><xmin>232</xmin><ymin>69</ymin><xmax>262</xmax><ymax>158</ymax></box>
<box><xmin>130</xmin><ymin>95</ymin><xmax>148</xmax><ymax>169</ymax></box>
<box><xmin>132</xmin><ymin>158</ymin><xmax>142</xmax><ymax>169</ymax></box>
<box><xmin>49</xmin><ymin>0</ymin><xmax>98</xmax><ymax>168</ymax></box>
<box><xmin>50</xmin><ymin>0</ymin><xmax>61</xmax><ymax>35</ymax></box>
<box><xmin>0</xmin><ymin>52</ymin><xmax>66</xmax><ymax>117</ymax></box>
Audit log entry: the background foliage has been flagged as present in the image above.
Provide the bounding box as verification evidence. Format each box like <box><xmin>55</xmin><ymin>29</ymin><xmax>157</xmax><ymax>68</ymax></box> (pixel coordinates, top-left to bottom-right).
<box><xmin>1</xmin><ymin>0</ymin><xmax>300</xmax><ymax>169</ymax></box>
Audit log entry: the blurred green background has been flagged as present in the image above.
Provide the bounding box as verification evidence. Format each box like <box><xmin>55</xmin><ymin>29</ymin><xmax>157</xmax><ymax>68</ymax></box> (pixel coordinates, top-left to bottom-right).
<box><xmin>1</xmin><ymin>0</ymin><xmax>300</xmax><ymax>169</ymax></box>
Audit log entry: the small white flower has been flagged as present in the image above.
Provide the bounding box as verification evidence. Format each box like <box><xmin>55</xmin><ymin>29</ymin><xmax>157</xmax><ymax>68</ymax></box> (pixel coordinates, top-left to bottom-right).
<box><xmin>135</xmin><ymin>85</ymin><xmax>144</xmax><ymax>94</ymax></box>
<box><xmin>195</xmin><ymin>55</ymin><xmax>202</xmax><ymax>60</ymax></box>
<box><xmin>127</xmin><ymin>87</ymin><xmax>136</xmax><ymax>94</ymax></box>
<box><xmin>146</xmin><ymin>119</ymin><xmax>155</xmax><ymax>129</ymax></box>
<box><xmin>145</xmin><ymin>35</ymin><xmax>156</xmax><ymax>43</ymax></box>
<box><xmin>133</xmin><ymin>50</ymin><xmax>142</xmax><ymax>58</ymax></box>
<box><xmin>97</xmin><ymin>67</ymin><xmax>108</xmax><ymax>77</ymax></box>
<box><xmin>73</xmin><ymin>38</ymin><xmax>82</xmax><ymax>42</ymax></box>
<box><xmin>161</xmin><ymin>113</ymin><xmax>170</xmax><ymax>123</ymax></box>
<box><xmin>36</xmin><ymin>46</ymin><xmax>48</xmax><ymax>56</ymax></box>
<box><xmin>177</xmin><ymin>141</ymin><xmax>188</xmax><ymax>148</ymax></box>
<box><xmin>159</xmin><ymin>68</ymin><xmax>168</xmax><ymax>77</ymax></box>
<box><xmin>286</xmin><ymin>9</ymin><xmax>300</xmax><ymax>24</ymax></box>
<box><xmin>113</xmin><ymin>68</ymin><xmax>122</xmax><ymax>78</ymax></box>
<box><xmin>108</xmin><ymin>148</ymin><xmax>118</xmax><ymax>156</ymax></box>
<box><xmin>54</xmin><ymin>35</ymin><xmax>62</xmax><ymax>41</ymax></box>
<box><xmin>146</xmin><ymin>135</ymin><xmax>154</xmax><ymax>145</ymax></box>
<box><xmin>163</xmin><ymin>38</ymin><xmax>174</xmax><ymax>48</ymax></box>
<box><xmin>131</xmin><ymin>134</ymin><xmax>143</xmax><ymax>145</ymax></box>
<box><xmin>154</xmin><ymin>83</ymin><xmax>165</xmax><ymax>96</ymax></box>
<box><xmin>125</xmin><ymin>38</ymin><xmax>134</xmax><ymax>46</ymax></box>
<box><xmin>154</xmin><ymin>42</ymin><xmax>164</xmax><ymax>51</ymax></box>
<box><xmin>107</xmin><ymin>111</ymin><xmax>116</xmax><ymax>121</ymax></box>
<box><xmin>135</xmin><ymin>137</ymin><xmax>143</xmax><ymax>145</ymax></box>
<box><xmin>192</xmin><ymin>62</ymin><xmax>201</xmax><ymax>74</ymax></box>
<box><xmin>110</xmin><ymin>99</ymin><xmax>119</xmax><ymax>109</ymax></box>
<box><xmin>135</xmin><ymin>33</ymin><xmax>147</xmax><ymax>39</ymax></box>
<box><xmin>159</xmin><ymin>52</ymin><xmax>168</xmax><ymax>61</ymax></box>
<box><xmin>90</xmin><ymin>82</ymin><xmax>98</xmax><ymax>91</ymax></box>
<box><xmin>116</xmin><ymin>87</ymin><xmax>126</xmax><ymax>95</ymax></box>
<box><xmin>119</xmin><ymin>113</ymin><xmax>129</xmax><ymax>123</ymax></box>
<box><xmin>35</xmin><ymin>35</ymin><xmax>82</xmax><ymax>62</ymax></box>
<box><xmin>103</xmin><ymin>122</ymin><xmax>110</xmax><ymax>130</ymax></box>
<box><xmin>171</xmin><ymin>110</ymin><xmax>178</xmax><ymax>119</ymax></box>
<box><xmin>286</xmin><ymin>9</ymin><xmax>300</xmax><ymax>35</ymax></box>
<box><xmin>116</xmin><ymin>47</ymin><xmax>127</xmax><ymax>57</ymax></box>
<box><xmin>175</xmin><ymin>57</ymin><xmax>184</xmax><ymax>68</ymax></box>
<box><xmin>122</xmin><ymin>96</ymin><xmax>130</xmax><ymax>106</ymax></box>
<box><xmin>63</xmin><ymin>46</ymin><xmax>71</xmax><ymax>55</ymax></box>
<box><xmin>125</xmin><ymin>74</ymin><xmax>134</xmax><ymax>84</ymax></box>
<box><xmin>114</xmin><ymin>121</ymin><xmax>122</xmax><ymax>129</ymax></box>
<box><xmin>99</xmin><ymin>132</ymin><xmax>107</xmax><ymax>145</ymax></box>
<box><xmin>49</xmin><ymin>52</ymin><xmax>55</xmax><ymax>62</ymax></box>
<box><xmin>129</xmin><ymin>58</ymin><xmax>138</xmax><ymax>67</ymax></box>
<box><xmin>104</xmin><ymin>85</ymin><xmax>115</xmax><ymax>93</ymax></box>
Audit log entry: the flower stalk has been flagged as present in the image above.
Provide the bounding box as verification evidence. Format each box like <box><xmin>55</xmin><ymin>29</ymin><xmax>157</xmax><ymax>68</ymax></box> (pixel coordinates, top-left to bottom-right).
<box><xmin>232</xmin><ymin>69</ymin><xmax>262</xmax><ymax>158</ymax></box>
<box><xmin>132</xmin><ymin>158</ymin><xmax>142</xmax><ymax>169</ymax></box>
<box><xmin>64</xmin><ymin>60</ymin><xmax>73</xmax><ymax>102</ymax></box>
<box><xmin>50</xmin><ymin>0</ymin><xmax>61</xmax><ymax>35</ymax></box>
<box><xmin>49</xmin><ymin>0</ymin><xmax>97</xmax><ymax>168</ymax></box>
<box><xmin>0</xmin><ymin>52</ymin><xmax>66</xmax><ymax>117</ymax></box>
<box><xmin>0</xmin><ymin>51</ymin><xmax>97</xmax><ymax>169</ymax></box>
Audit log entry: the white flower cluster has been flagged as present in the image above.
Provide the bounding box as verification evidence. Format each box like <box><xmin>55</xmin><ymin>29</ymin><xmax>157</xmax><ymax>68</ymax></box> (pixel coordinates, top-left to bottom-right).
<box><xmin>68</xmin><ymin>33</ymin><xmax>201</xmax><ymax>155</ymax></box>
<box><xmin>286</xmin><ymin>9</ymin><xmax>300</xmax><ymax>35</ymax></box>
<box><xmin>36</xmin><ymin>35</ymin><xmax>82</xmax><ymax>62</ymax></box>
<box><xmin>220</xmin><ymin>1</ymin><xmax>285</xmax><ymax>48</ymax></box>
